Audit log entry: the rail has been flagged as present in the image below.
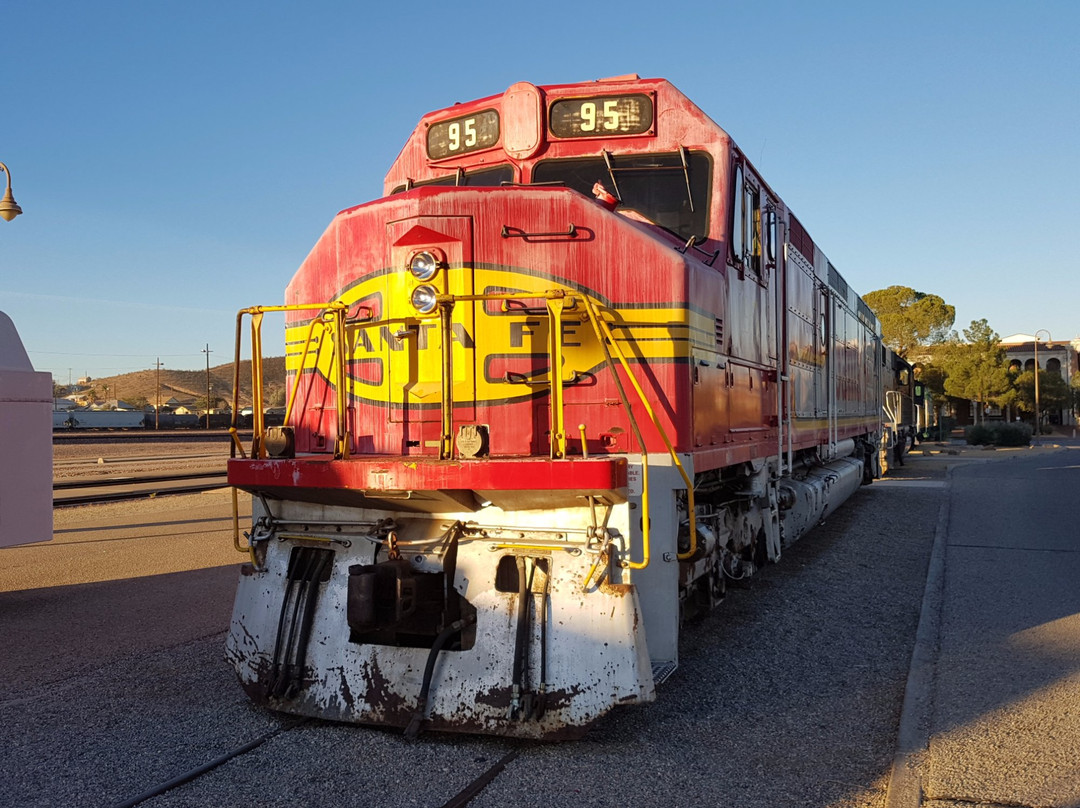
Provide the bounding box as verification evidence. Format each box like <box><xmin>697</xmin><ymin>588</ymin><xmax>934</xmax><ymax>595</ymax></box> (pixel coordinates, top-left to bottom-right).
<box><xmin>231</xmin><ymin>289</ymin><xmax>697</xmax><ymax>569</ymax></box>
<box><xmin>53</xmin><ymin>472</ymin><xmax>228</xmax><ymax>506</ymax></box>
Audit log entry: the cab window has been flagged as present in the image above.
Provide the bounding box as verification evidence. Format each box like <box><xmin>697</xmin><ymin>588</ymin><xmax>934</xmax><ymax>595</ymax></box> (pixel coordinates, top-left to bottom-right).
<box><xmin>731</xmin><ymin>163</ymin><xmax>744</xmax><ymax>261</ymax></box>
<box><xmin>532</xmin><ymin>150</ymin><xmax>711</xmax><ymax>242</ymax></box>
<box><xmin>392</xmin><ymin>164</ymin><xmax>515</xmax><ymax>194</ymax></box>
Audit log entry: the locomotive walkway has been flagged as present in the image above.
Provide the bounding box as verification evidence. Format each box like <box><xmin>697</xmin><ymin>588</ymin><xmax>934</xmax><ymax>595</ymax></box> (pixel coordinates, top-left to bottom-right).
<box><xmin>887</xmin><ymin>436</ymin><xmax>1080</xmax><ymax>808</ymax></box>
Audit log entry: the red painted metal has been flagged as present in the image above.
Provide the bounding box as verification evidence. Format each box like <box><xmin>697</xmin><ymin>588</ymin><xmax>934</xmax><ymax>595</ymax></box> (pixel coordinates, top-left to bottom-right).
<box><xmin>229</xmin><ymin>455</ymin><xmax>627</xmax><ymax>493</ymax></box>
<box><xmin>234</xmin><ymin>76</ymin><xmax>884</xmax><ymax>497</ymax></box>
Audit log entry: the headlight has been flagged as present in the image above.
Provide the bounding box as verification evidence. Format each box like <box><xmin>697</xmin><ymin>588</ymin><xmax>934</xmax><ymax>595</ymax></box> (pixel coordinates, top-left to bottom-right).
<box><xmin>409</xmin><ymin>251</ymin><xmax>440</xmax><ymax>281</ymax></box>
<box><xmin>411</xmin><ymin>284</ymin><xmax>439</xmax><ymax>314</ymax></box>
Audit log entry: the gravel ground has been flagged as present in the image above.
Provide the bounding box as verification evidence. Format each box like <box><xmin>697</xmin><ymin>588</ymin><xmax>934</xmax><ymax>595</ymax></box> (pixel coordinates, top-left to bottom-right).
<box><xmin>53</xmin><ymin>438</ymin><xmax>232</xmax><ymax>462</ymax></box>
<box><xmin>3</xmin><ymin>450</ymin><xmax>957</xmax><ymax>808</ymax></box>
<box><xmin>52</xmin><ymin>438</ymin><xmax>232</xmax><ymax>479</ymax></box>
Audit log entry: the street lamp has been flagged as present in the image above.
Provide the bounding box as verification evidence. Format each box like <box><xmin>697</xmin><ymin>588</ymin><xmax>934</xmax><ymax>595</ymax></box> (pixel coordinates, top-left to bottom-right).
<box><xmin>1033</xmin><ymin>329</ymin><xmax>1052</xmax><ymax>442</ymax></box>
<box><xmin>0</xmin><ymin>162</ymin><xmax>23</xmax><ymax>222</ymax></box>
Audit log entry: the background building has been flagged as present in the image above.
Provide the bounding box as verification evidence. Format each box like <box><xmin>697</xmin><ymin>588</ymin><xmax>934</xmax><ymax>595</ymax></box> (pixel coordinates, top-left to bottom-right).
<box><xmin>999</xmin><ymin>334</ymin><xmax>1078</xmax><ymax>427</ymax></box>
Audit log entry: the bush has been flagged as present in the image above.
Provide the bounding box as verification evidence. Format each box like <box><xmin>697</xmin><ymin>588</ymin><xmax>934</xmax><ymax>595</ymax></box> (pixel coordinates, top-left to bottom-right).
<box><xmin>996</xmin><ymin>422</ymin><xmax>1033</xmax><ymax>446</ymax></box>
<box><xmin>964</xmin><ymin>422</ymin><xmax>1032</xmax><ymax>447</ymax></box>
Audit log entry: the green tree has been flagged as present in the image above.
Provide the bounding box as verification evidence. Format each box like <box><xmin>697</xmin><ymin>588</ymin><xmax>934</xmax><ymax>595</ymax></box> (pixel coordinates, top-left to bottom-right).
<box><xmin>914</xmin><ymin>362</ymin><xmax>948</xmax><ymax>398</ymax></box>
<box><xmin>938</xmin><ymin>320</ymin><xmax>1010</xmax><ymax>423</ymax></box>
<box><xmin>1012</xmin><ymin>369</ymin><xmax>1071</xmax><ymax>419</ymax></box>
<box><xmin>864</xmin><ymin>285</ymin><xmax>956</xmax><ymax>359</ymax></box>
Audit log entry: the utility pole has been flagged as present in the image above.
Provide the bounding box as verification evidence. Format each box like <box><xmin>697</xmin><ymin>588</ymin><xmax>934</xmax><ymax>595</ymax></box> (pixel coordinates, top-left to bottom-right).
<box><xmin>202</xmin><ymin>344</ymin><xmax>213</xmax><ymax>429</ymax></box>
<box><xmin>154</xmin><ymin>358</ymin><xmax>164</xmax><ymax>430</ymax></box>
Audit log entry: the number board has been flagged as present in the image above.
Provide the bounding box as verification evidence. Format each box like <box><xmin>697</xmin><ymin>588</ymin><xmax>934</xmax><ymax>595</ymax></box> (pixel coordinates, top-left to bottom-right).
<box><xmin>427</xmin><ymin>110</ymin><xmax>500</xmax><ymax>160</ymax></box>
<box><xmin>549</xmin><ymin>94</ymin><xmax>654</xmax><ymax>138</ymax></box>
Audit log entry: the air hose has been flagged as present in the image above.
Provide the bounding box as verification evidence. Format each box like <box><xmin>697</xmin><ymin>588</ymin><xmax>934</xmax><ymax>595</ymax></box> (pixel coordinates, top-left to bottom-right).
<box><xmin>509</xmin><ymin>556</ymin><xmax>529</xmax><ymax>719</ymax></box>
<box><xmin>403</xmin><ymin>615</ymin><xmax>476</xmax><ymax>741</ymax></box>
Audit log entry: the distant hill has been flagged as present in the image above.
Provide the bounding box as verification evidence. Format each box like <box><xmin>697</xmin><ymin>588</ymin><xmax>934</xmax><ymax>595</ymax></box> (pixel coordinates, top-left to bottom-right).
<box><xmin>77</xmin><ymin>357</ymin><xmax>286</xmax><ymax>408</ymax></box>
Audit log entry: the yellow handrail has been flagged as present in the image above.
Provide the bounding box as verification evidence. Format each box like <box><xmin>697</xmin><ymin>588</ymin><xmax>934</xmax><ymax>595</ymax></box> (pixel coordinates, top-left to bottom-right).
<box><xmin>250</xmin><ymin>311</ymin><xmax>265</xmax><ymax>456</ymax></box>
<box><xmin>283</xmin><ymin>314</ymin><xmax>328</xmax><ymax>426</ymax></box>
<box><xmin>231</xmin><ymin>291</ymin><xmax>697</xmax><ymax>570</ymax></box>
<box><xmin>582</xmin><ymin>298</ymin><xmax>698</xmax><ymax>563</ymax></box>
<box><xmin>438</xmin><ymin>301</ymin><xmax>455</xmax><ymax>459</ymax></box>
<box><xmin>330</xmin><ymin>309</ymin><xmax>350</xmax><ymax>459</ymax></box>
<box><xmin>548</xmin><ymin>296</ymin><xmax>568</xmax><ymax>458</ymax></box>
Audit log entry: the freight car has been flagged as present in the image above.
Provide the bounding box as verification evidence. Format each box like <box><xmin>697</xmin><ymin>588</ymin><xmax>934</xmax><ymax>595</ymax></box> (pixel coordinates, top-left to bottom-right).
<box><xmin>226</xmin><ymin>75</ymin><xmax>892</xmax><ymax>739</ymax></box>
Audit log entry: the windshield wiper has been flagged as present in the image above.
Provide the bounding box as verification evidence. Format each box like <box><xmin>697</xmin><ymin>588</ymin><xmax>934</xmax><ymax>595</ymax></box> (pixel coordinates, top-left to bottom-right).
<box><xmin>601</xmin><ymin>150</ymin><xmax>622</xmax><ymax>202</ymax></box>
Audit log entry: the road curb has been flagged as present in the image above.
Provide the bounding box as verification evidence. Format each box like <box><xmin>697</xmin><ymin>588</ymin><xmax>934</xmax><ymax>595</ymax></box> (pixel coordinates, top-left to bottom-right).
<box><xmin>884</xmin><ymin>464</ymin><xmax>953</xmax><ymax>808</ymax></box>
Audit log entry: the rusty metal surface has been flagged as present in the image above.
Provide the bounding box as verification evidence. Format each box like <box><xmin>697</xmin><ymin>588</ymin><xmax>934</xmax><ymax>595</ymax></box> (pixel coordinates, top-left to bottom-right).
<box><xmin>226</xmin><ymin>498</ymin><xmax>654</xmax><ymax>740</ymax></box>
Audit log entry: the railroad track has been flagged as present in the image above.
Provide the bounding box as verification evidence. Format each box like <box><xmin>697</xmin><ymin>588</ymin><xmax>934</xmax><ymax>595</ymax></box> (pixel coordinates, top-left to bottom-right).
<box><xmin>53</xmin><ymin>429</ymin><xmax>250</xmax><ymax>445</ymax></box>
<box><xmin>54</xmin><ymin>452</ymin><xmax>227</xmax><ymax>468</ymax></box>
<box><xmin>53</xmin><ymin>471</ymin><xmax>229</xmax><ymax>506</ymax></box>
<box><xmin>109</xmin><ymin>717</ymin><xmax>519</xmax><ymax>808</ymax></box>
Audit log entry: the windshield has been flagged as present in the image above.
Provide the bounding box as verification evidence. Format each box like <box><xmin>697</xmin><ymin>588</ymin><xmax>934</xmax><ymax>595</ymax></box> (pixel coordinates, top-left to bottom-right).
<box><xmin>532</xmin><ymin>151</ymin><xmax>711</xmax><ymax>241</ymax></box>
<box><xmin>392</xmin><ymin>164</ymin><xmax>515</xmax><ymax>194</ymax></box>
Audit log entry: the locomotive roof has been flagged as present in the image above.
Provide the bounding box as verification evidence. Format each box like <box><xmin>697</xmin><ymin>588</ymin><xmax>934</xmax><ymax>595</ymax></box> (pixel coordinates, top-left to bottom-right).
<box><xmin>383</xmin><ymin>76</ymin><xmax>739</xmax><ymax>195</ymax></box>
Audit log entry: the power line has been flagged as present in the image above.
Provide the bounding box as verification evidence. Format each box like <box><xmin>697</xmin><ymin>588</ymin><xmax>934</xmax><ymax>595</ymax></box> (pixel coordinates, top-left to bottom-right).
<box><xmin>27</xmin><ymin>350</ymin><xmax>203</xmax><ymax>358</ymax></box>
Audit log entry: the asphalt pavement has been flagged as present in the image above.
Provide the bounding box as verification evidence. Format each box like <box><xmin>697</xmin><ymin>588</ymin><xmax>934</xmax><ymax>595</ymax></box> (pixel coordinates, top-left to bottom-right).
<box><xmin>888</xmin><ymin>440</ymin><xmax>1080</xmax><ymax>808</ymax></box>
<box><xmin>2</xmin><ymin>442</ymin><xmax>1078</xmax><ymax>807</ymax></box>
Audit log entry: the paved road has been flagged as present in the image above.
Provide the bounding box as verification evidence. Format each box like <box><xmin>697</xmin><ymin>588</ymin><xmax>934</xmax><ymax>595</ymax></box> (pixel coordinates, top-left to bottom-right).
<box><xmin>1</xmin><ymin>446</ymin><xmax>1072</xmax><ymax>808</ymax></box>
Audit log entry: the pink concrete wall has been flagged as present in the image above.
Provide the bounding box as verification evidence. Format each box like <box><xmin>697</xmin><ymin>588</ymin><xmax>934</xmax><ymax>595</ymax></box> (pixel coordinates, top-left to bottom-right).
<box><xmin>0</xmin><ymin>312</ymin><xmax>53</xmax><ymax>548</ymax></box>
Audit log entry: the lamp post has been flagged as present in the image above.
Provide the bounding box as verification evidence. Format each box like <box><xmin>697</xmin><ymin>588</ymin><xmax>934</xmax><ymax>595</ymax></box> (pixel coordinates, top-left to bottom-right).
<box><xmin>1033</xmin><ymin>329</ymin><xmax>1052</xmax><ymax>442</ymax></box>
<box><xmin>0</xmin><ymin>162</ymin><xmax>23</xmax><ymax>222</ymax></box>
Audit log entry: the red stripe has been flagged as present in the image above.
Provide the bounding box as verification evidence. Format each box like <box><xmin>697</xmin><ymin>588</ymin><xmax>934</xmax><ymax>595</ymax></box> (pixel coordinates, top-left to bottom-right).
<box><xmin>229</xmin><ymin>455</ymin><xmax>627</xmax><ymax>492</ymax></box>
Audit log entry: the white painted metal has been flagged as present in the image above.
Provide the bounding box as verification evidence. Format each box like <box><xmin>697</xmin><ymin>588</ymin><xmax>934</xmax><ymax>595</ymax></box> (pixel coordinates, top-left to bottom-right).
<box><xmin>227</xmin><ymin>497</ymin><xmax>655</xmax><ymax>738</ymax></box>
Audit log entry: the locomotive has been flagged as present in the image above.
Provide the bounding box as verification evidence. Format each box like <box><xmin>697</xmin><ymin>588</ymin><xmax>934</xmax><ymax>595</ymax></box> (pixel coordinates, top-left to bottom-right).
<box><xmin>881</xmin><ymin>353</ymin><xmax>920</xmax><ymax>469</ymax></box>
<box><xmin>226</xmin><ymin>75</ymin><xmax>894</xmax><ymax>739</ymax></box>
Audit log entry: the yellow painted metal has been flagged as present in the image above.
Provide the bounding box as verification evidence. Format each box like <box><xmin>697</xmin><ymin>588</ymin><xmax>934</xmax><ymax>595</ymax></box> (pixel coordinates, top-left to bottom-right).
<box><xmin>329</xmin><ymin>310</ymin><xmax>351</xmax><ymax>459</ymax></box>
<box><xmin>233</xmin><ymin>290</ymin><xmax>696</xmax><ymax>568</ymax></box>
<box><xmin>283</xmin><ymin>314</ymin><xmax>326</xmax><ymax>427</ymax></box>
<box><xmin>583</xmin><ymin>299</ymin><xmax>698</xmax><ymax>564</ymax></box>
<box><xmin>227</xmin><ymin>427</ymin><xmax>247</xmax><ymax>458</ymax></box>
<box><xmin>438</xmin><ymin>301</ymin><xmax>455</xmax><ymax>459</ymax></box>
<box><xmin>230</xmin><ymin>486</ymin><xmax>257</xmax><ymax>567</ymax></box>
<box><xmin>582</xmin><ymin>552</ymin><xmax>610</xmax><ymax>591</ymax></box>
<box><xmin>548</xmin><ymin>295</ymin><xmax>567</xmax><ymax>458</ymax></box>
<box><xmin>580</xmin><ymin>303</ymin><xmax>650</xmax><ymax>570</ymax></box>
<box><xmin>230</xmin><ymin>310</ymin><xmax>245</xmax><ymax>448</ymax></box>
<box><xmin>234</xmin><ymin>303</ymin><xmax>350</xmax><ymax>460</ymax></box>
<box><xmin>250</xmin><ymin>311</ymin><xmax>265</xmax><ymax>457</ymax></box>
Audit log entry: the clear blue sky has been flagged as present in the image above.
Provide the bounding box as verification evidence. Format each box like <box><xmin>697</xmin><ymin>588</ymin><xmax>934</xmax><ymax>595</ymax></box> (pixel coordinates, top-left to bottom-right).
<box><xmin>3</xmin><ymin>1</ymin><xmax>1078</xmax><ymax>382</ymax></box>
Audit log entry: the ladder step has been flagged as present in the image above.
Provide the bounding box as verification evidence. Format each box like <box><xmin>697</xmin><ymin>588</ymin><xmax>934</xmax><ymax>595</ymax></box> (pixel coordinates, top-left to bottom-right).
<box><xmin>651</xmin><ymin>660</ymin><xmax>677</xmax><ymax>684</ymax></box>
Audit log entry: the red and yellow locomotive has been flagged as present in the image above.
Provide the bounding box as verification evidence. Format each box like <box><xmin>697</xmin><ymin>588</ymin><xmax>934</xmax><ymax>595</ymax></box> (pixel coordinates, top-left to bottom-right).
<box><xmin>226</xmin><ymin>76</ymin><xmax>887</xmax><ymax>738</ymax></box>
